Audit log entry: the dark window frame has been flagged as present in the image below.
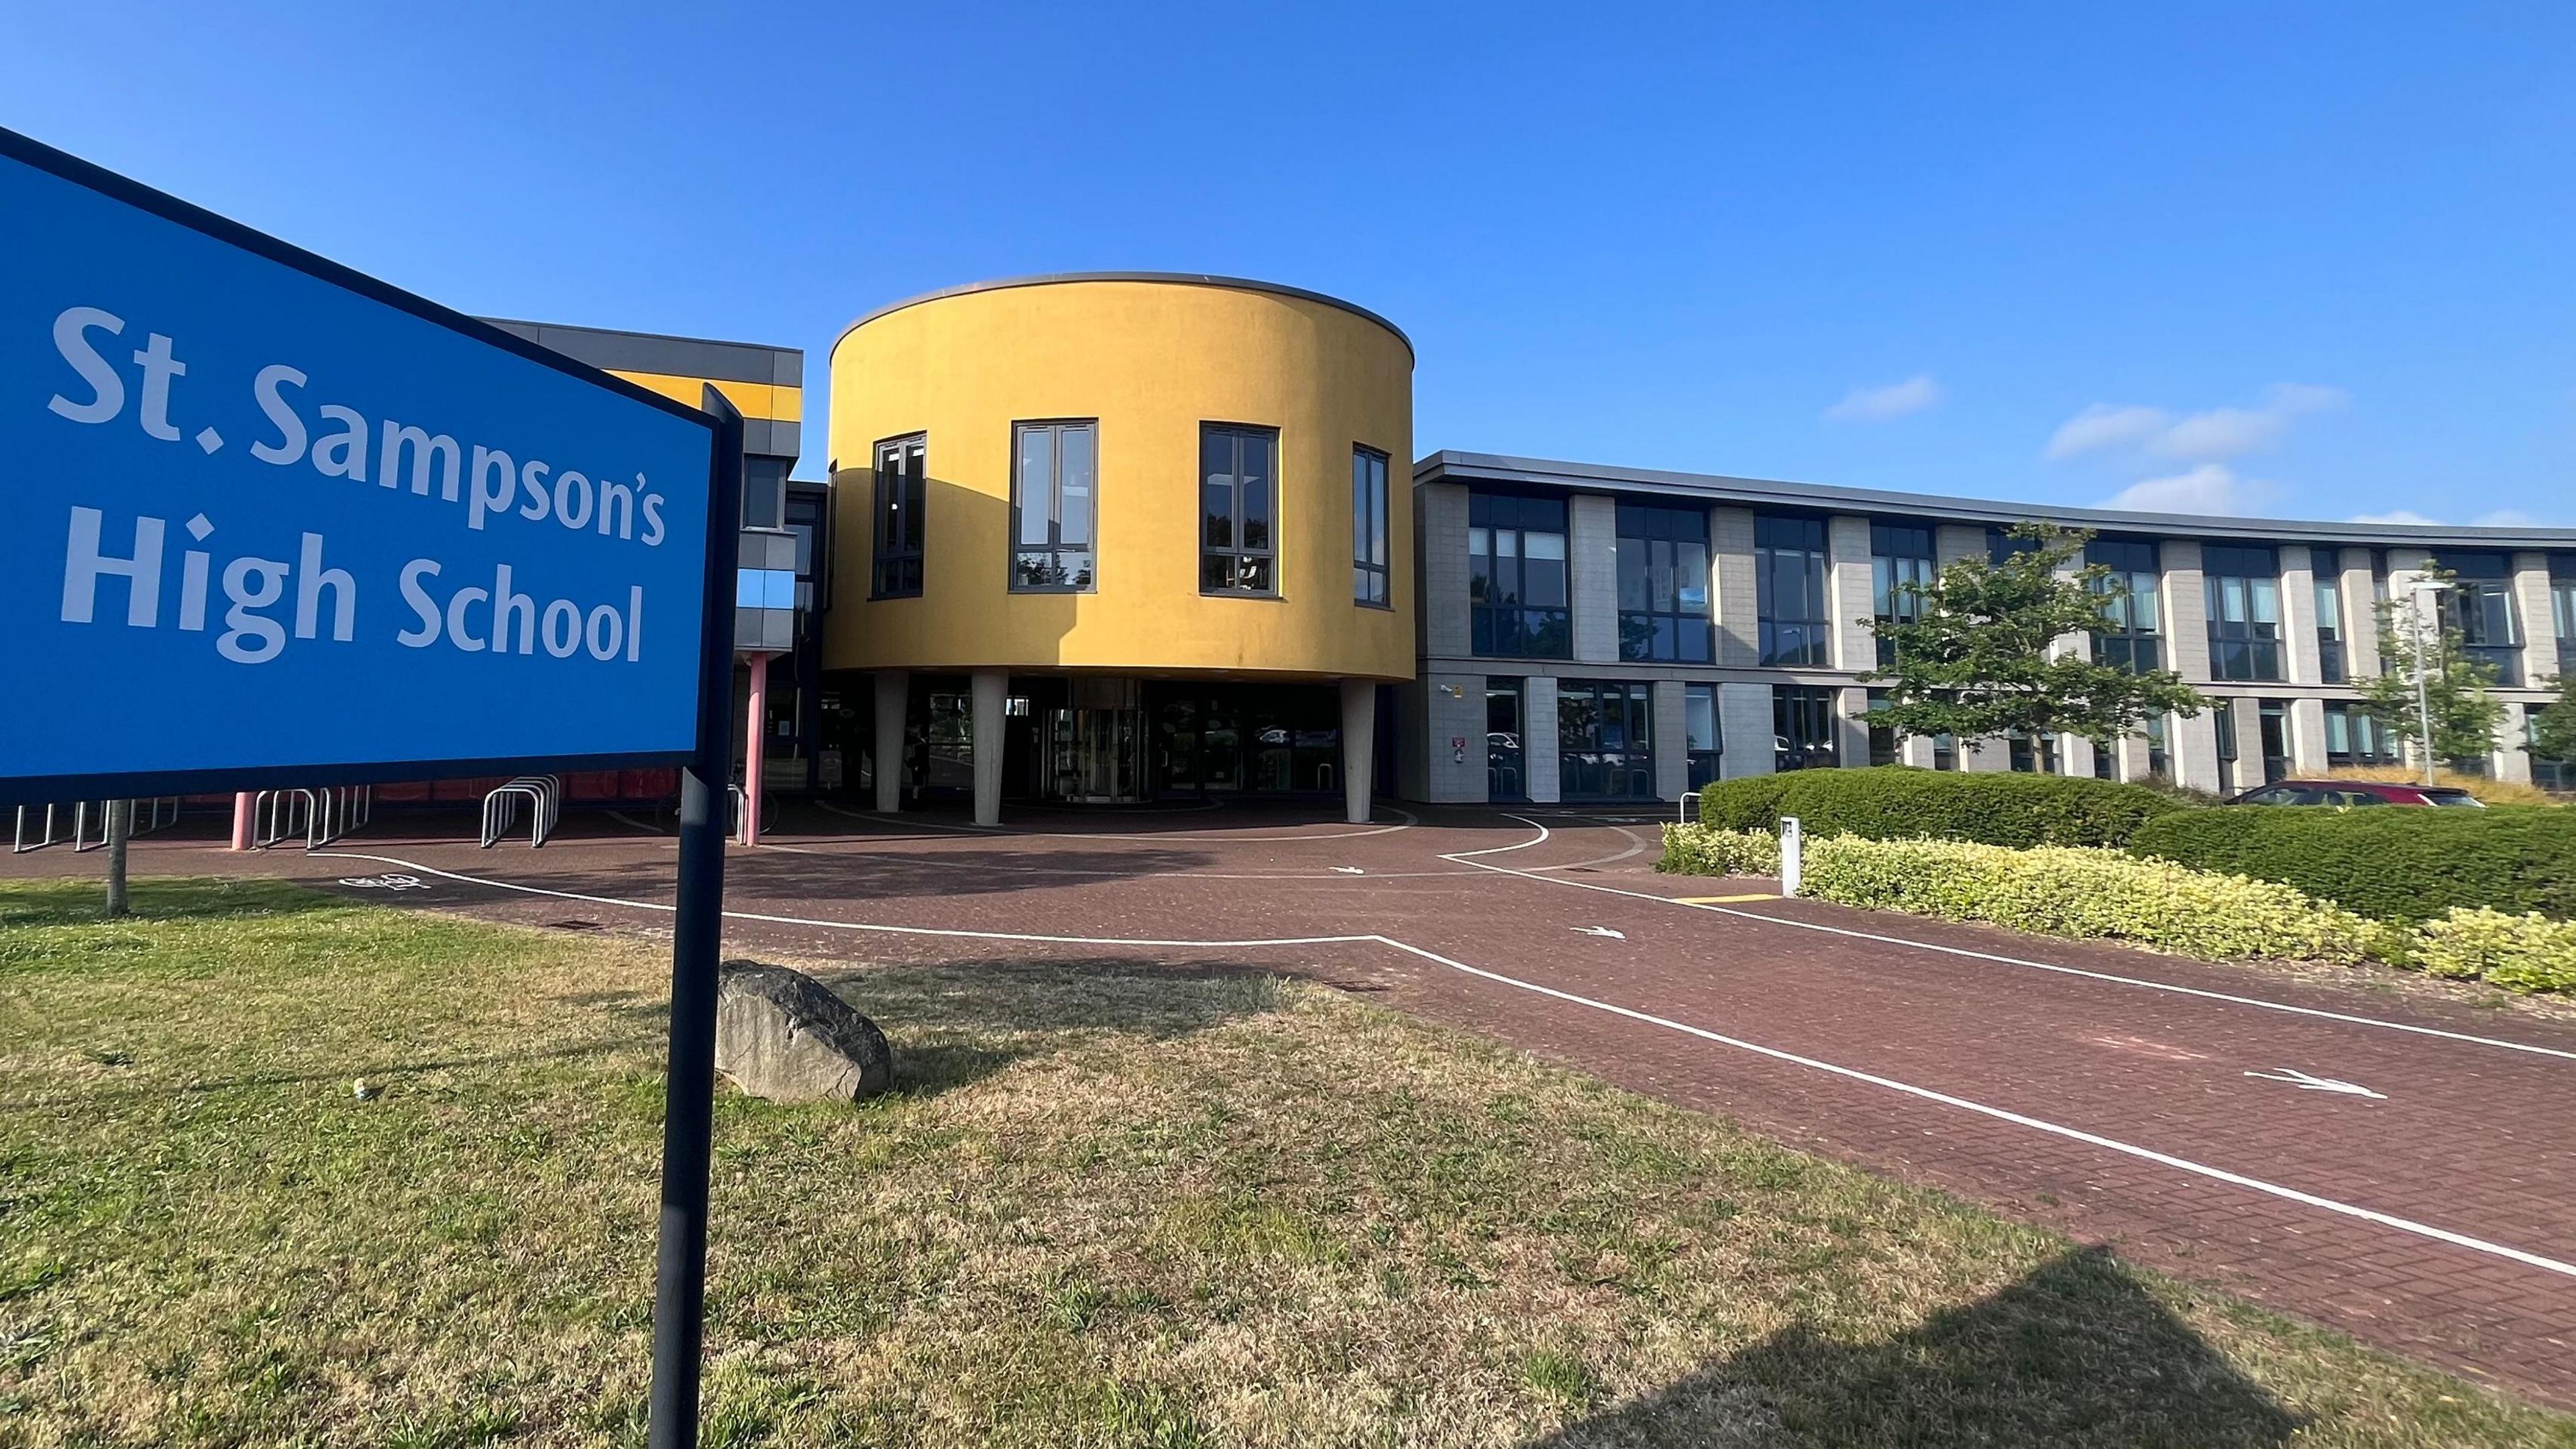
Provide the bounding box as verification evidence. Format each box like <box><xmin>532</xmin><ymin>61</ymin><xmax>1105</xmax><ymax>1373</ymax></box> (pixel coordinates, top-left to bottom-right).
<box><xmin>2432</xmin><ymin>553</ymin><xmax>2522</xmax><ymax>687</ymax></box>
<box><xmin>2088</xmin><ymin>537</ymin><xmax>2163</xmax><ymax>674</ymax></box>
<box><xmin>1774</xmin><ymin>683</ymin><xmax>1839</xmax><ymax>771</ymax></box>
<box><xmin>869</xmin><ymin>433</ymin><xmax>926</xmax><ymax>600</ymax></box>
<box><xmin>1199</xmin><ymin>422</ymin><xmax>1281</xmax><ymax>598</ymax></box>
<box><xmin>1615</xmin><ymin>500</ymin><xmax>1713</xmax><ymax>663</ymax></box>
<box><xmin>1468</xmin><ymin>490</ymin><xmax>1572</xmax><ymax>659</ymax></box>
<box><xmin>1009</xmin><ymin>419</ymin><xmax>1099</xmax><ymax>593</ymax></box>
<box><xmin>2204</xmin><ymin>544</ymin><xmax>2284</xmax><ymax>682</ymax></box>
<box><xmin>1352</xmin><ymin>444</ymin><xmax>1391</xmax><ymax>608</ymax></box>
<box><xmin>1756</xmin><ymin>514</ymin><xmax>1832</xmax><ymax>668</ymax></box>
<box><xmin>1870</xmin><ymin>521</ymin><xmax>1936</xmax><ymax>669</ymax></box>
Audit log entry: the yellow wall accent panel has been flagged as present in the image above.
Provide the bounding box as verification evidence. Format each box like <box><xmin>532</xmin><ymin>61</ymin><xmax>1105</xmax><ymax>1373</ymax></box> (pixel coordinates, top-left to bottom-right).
<box><xmin>822</xmin><ymin>278</ymin><xmax>1414</xmax><ymax>682</ymax></box>
<box><xmin>605</xmin><ymin>370</ymin><xmax>802</xmax><ymax>423</ymax></box>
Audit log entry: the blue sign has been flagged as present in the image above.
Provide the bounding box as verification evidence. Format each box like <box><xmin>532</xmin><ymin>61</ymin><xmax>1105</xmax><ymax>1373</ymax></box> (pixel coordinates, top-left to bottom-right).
<box><xmin>0</xmin><ymin>129</ymin><xmax>720</xmax><ymax>801</ymax></box>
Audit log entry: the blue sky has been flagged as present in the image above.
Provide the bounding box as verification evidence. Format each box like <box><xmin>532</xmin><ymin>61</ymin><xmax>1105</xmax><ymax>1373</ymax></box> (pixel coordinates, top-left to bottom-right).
<box><xmin>7</xmin><ymin>3</ymin><xmax>2571</xmax><ymax>524</ymax></box>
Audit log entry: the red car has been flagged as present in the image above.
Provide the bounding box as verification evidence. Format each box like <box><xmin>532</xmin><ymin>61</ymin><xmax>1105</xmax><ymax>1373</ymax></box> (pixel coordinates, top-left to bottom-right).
<box><xmin>2224</xmin><ymin>780</ymin><xmax>2485</xmax><ymax>807</ymax></box>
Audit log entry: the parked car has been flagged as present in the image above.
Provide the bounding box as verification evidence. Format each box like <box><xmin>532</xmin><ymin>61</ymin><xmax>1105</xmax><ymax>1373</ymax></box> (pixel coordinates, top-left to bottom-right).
<box><xmin>2224</xmin><ymin>780</ymin><xmax>2485</xmax><ymax>808</ymax></box>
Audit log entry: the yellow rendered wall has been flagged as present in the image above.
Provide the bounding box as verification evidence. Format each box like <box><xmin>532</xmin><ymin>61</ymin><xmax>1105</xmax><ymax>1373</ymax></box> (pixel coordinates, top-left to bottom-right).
<box><xmin>822</xmin><ymin>280</ymin><xmax>1414</xmax><ymax>682</ymax></box>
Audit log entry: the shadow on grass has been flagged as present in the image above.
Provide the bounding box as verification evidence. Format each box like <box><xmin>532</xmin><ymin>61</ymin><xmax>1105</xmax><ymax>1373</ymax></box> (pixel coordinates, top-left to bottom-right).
<box><xmin>0</xmin><ymin>875</ymin><xmax>351</xmax><ymax>928</ymax></box>
<box><xmin>784</xmin><ymin>955</ymin><xmax>1285</xmax><ymax>1099</ymax></box>
<box><xmin>1532</xmin><ymin>1246</ymin><xmax>2304</xmax><ymax>1448</ymax></box>
<box><xmin>0</xmin><ymin>1037</ymin><xmax>659</xmax><ymax>1112</ymax></box>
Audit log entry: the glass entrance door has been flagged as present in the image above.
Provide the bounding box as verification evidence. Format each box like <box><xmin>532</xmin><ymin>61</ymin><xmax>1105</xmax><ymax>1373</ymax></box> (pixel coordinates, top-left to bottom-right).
<box><xmin>1048</xmin><ymin>708</ymin><xmax>1142</xmax><ymax>803</ymax></box>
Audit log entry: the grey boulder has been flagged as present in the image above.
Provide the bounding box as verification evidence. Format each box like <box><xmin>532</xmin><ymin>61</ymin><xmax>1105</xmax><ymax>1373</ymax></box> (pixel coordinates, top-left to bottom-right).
<box><xmin>714</xmin><ymin>961</ymin><xmax>894</xmax><ymax>1104</ymax></box>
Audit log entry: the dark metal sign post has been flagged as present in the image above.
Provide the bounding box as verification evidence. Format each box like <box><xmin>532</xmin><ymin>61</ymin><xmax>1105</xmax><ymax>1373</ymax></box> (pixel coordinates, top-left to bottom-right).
<box><xmin>1</xmin><ymin>125</ymin><xmax>744</xmax><ymax>1448</ymax></box>
<box><xmin>650</xmin><ymin>388</ymin><xmax>743</xmax><ymax>1449</ymax></box>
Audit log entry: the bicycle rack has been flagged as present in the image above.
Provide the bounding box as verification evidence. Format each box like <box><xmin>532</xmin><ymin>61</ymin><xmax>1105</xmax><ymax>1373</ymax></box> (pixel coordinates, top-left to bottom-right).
<box><xmin>252</xmin><ymin>789</ymin><xmax>314</xmax><ymax>849</ymax></box>
<box><xmin>13</xmin><ymin>804</ymin><xmax>62</xmax><ymax>854</ymax></box>
<box><xmin>15</xmin><ymin>798</ymin><xmax>184</xmax><ymax>854</ymax></box>
<box><xmin>481</xmin><ymin>775</ymin><xmax>559</xmax><ymax>848</ymax></box>
<box><xmin>307</xmin><ymin>786</ymin><xmax>372</xmax><ymax>849</ymax></box>
<box><xmin>1677</xmin><ymin>790</ymin><xmax>1702</xmax><ymax>824</ymax></box>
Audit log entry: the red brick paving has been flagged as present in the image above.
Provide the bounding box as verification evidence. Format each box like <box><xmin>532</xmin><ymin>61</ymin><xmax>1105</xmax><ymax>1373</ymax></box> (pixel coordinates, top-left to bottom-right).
<box><xmin>11</xmin><ymin>801</ymin><xmax>2575</xmax><ymax>1405</ymax></box>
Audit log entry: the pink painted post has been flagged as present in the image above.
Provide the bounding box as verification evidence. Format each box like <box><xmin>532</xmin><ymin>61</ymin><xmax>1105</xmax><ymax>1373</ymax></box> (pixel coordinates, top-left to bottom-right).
<box><xmin>741</xmin><ymin>653</ymin><xmax>774</xmax><ymax>845</ymax></box>
<box><xmin>230</xmin><ymin>792</ymin><xmax>255</xmax><ymax>851</ymax></box>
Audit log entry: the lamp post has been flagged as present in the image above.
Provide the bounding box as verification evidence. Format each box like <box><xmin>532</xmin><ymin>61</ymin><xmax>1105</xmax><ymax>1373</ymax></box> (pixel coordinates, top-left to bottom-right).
<box><xmin>2406</xmin><ymin>578</ymin><xmax>2449</xmax><ymax>787</ymax></box>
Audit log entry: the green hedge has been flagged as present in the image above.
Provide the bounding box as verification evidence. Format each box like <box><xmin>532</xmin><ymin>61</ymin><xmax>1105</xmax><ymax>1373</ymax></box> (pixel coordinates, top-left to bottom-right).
<box><xmin>1689</xmin><ymin>767</ymin><xmax>2183</xmax><ymax>849</ymax></box>
<box><xmin>1658</xmin><ymin>824</ymin><xmax>1782</xmax><ymax>877</ymax></box>
<box><xmin>2129</xmin><ymin>806</ymin><xmax>2576</xmax><ymax>925</ymax></box>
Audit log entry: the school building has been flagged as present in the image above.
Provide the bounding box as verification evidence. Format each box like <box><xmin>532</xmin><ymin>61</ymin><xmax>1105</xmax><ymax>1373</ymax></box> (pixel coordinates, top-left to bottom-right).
<box><xmin>497</xmin><ymin>272</ymin><xmax>2576</xmax><ymax>832</ymax></box>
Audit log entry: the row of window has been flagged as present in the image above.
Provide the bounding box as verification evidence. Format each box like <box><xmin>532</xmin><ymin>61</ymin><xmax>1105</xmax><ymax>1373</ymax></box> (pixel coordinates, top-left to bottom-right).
<box><xmin>1468</xmin><ymin>488</ymin><xmax>2574</xmax><ymax>688</ymax></box>
<box><xmin>1478</xmin><ymin>677</ymin><xmax>1835</xmax><ymax>800</ymax></box>
<box><xmin>866</xmin><ymin>424</ymin><xmax>1394</xmax><ymax>606</ymax></box>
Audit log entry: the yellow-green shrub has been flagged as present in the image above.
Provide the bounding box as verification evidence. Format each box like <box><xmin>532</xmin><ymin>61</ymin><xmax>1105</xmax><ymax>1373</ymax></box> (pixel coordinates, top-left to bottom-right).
<box><xmin>1658</xmin><ymin>823</ymin><xmax>1782</xmax><ymax>877</ymax></box>
<box><xmin>2410</xmin><ymin>909</ymin><xmax>2576</xmax><ymax>992</ymax></box>
<box><xmin>1797</xmin><ymin>836</ymin><xmax>2379</xmax><ymax>965</ymax></box>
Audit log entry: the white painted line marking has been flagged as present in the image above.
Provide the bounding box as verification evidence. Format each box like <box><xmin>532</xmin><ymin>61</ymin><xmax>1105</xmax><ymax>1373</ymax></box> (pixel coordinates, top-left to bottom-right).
<box><xmin>313</xmin><ymin>849</ymin><xmax>2576</xmax><ymax>1285</ymax></box>
<box><xmin>1573</xmin><ymin>925</ymin><xmax>1627</xmax><ymax>939</ymax></box>
<box><xmin>1332</xmin><ymin>866</ymin><xmax>1364</xmax><ymax>875</ymax></box>
<box><xmin>2245</xmin><ymin>1068</ymin><xmax>2386</xmax><ymax>1099</ymax></box>
<box><xmin>1448</xmin><ymin>816</ymin><xmax>2576</xmax><ymax>1065</ymax></box>
<box><xmin>813</xmin><ymin>799</ymin><xmax>1417</xmax><ymax>842</ymax></box>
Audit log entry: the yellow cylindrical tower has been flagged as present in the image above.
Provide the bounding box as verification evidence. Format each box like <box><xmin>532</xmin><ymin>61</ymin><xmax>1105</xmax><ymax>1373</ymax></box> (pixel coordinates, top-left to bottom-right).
<box><xmin>822</xmin><ymin>273</ymin><xmax>1413</xmax><ymax>680</ymax></box>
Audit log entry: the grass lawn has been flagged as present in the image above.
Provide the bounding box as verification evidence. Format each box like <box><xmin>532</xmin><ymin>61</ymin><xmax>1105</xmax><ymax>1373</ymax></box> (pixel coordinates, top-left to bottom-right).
<box><xmin>2</xmin><ymin>878</ymin><xmax>2570</xmax><ymax>1448</ymax></box>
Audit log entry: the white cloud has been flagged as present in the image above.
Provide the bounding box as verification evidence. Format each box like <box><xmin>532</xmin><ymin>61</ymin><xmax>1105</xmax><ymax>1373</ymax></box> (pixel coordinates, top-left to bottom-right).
<box><xmin>2101</xmin><ymin>464</ymin><xmax>2271</xmax><ymax>516</ymax></box>
<box><xmin>2045</xmin><ymin>382</ymin><xmax>2345</xmax><ymax>464</ymax></box>
<box><xmin>2350</xmin><ymin>510</ymin><xmax>2442</xmax><ymax>525</ymax></box>
<box><xmin>1824</xmin><ymin>374</ymin><xmax>1941</xmax><ymax>423</ymax></box>
<box><xmin>2045</xmin><ymin>404</ymin><xmax>2169</xmax><ymax>460</ymax></box>
<box><xmin>2474</xmin><ymin>508</ymin><xmax>2538</xmax><ymax>527</ymax></box>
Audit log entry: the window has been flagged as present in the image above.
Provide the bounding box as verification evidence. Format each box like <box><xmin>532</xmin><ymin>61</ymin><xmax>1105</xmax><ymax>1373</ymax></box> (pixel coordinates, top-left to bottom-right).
<box><xmin>1988</xmin><ymin>527</ymin><xmax>2040</xmax><ymax>565</ymax></box>
<box><xmin>1487</xmin><ymin>680</ymin><xmax>1525</xmax><ymax>800</ymax></box>
<box><xmin>1774</xmin><ymin>684</ymin><xmax>1838</xmax><ymax>771</ymax></box>
<box><xmin>1200</xmin><ymin>424</ymin><xmax>1277</xmax><ymax>595</ymax></box>
<box><xmin>1866</xmin><ymin>688</ymin><xmax>1898</xmax><ymax>767</ymax></box>
<box><xmin>2212</xmin><ymin>699</ymin><xmax>2241</xmax><ymax>793</ymax></box>
<box><xmin>1684</xmin><ymin>683</ymin><xmax>1721</xmax><ymax>790</ymax></box>
<box><xmin>785</xmin><ymin>486</ymin><xmax>828</xmax><ymax>611</ymax></box>
<box><xmin>1558</xmin><ymin>680</ymin><xmax>1654</xmax><ymax>800</ymax></box>
<box><xmin>2324</xmin><ymin>701</ymin><xmax>2396</xmax><ymax>767</ymax></box>
<box><xmin>2552</xmin><ymin>555</ymin><xmax>2576</xmax><ymax>674</ymax></box>
<box><xmin>1468</xmin><ymin>492</ymin><xmax>1570</xmax><ymax>658</ymax></box>
<box><xmin>2088</xmin><ymin>538</ymin><xmax>2161</xmax><ymax>673</ymax></box>
<box><xmin>2143</xmin><ymin>714</ymin><xmax>2171</xmax><ymax>782</ymax></box>
<box><xmin>1932</xmin><ymin>733</ymin><xmax>1959</xmax><ymax>771</ymax></box>
<box><xmin>1756</xmin><ymin>515</ymin><xmax>1831</xmax><ymax>667</ymax></box>
<box><xmin>870</xmin><ymin>434</ymin><xmax>926</xmax><ymax>598</ymax></box>
<box><xmin>2314</xmin><ymin>549</ymin><xmax>2347</xmax><ymax>684</ymax></box>
<box><xmin>2259</xmin><ymin>700</ymin><xmax>2290</xmax><ymax>785</ymax></box>
<box><xmin>2434</xmin><ymin>553</ymin><xmax>2521</xmax><ymax>686</ymax></box>
<box><xmin>1011</xmin><ymin>421</ymin><xmax>1097</xmax><ymax>591</ymax></box>
<box><xmin>1351</xmin><ymin>446</ymin><xmax>1391</xmax><ymax>606</ymax></box>
<box><xmin>743</xmin><ymin>457</ymin><xmax>788</xmax><ymax>530</ymax></box>
<box><xmin>1870</xmin><ymin>523</ymin><xmax>1935</xmax><ymax>669</ymax></box>
<box><xmin>1616</xmin><ymin>502</ymin><xmax>1713</xmax><ymax>662</ymax></box>
<box><xmin>2532</xmin><ymin>702</ymin><xmax>2575</xmax><ymax>793</ymax></box>
<box><xmin>2204</xmin><ymin>545</ymin><xmax>2282</xmax><ymax>682</ymax></box>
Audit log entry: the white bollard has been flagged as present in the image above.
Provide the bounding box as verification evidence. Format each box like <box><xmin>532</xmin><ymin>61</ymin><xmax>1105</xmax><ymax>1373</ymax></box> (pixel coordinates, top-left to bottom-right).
<box><xmin>1779</xmin><ymin>815</ymin><xmax>1803</xmax><ymax>898</ymax></box>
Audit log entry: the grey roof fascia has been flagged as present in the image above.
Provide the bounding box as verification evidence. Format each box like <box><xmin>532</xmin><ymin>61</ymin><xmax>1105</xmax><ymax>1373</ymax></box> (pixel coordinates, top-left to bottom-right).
<box><xmin>1413</xmin><ymin>449</ymin><xmax>2576</xmax><ymax>549</ymax></box>
<box><xmin>479</xmin><ymin>317</ymin><xmax>802</xmax><ymax>388</ymax></box>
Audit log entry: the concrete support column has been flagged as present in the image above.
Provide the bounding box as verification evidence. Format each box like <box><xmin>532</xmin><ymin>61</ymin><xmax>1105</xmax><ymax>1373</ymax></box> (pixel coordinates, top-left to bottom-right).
<box><xmin>871</xmin><ymin>669</ymin><xmax>908</xmax><ymax>812</ymax></box>
<box><xmin>1417</xmin><ymin>674</ymin><xmax>1488</xmax><ymax>802</ymax></box>
<box><xmin>2162</xmin><ymin>539</ymin><xmax>2212</xmax><ymax>684</ymax></box>
<box><xmin>1652</xmin><ymin>680</ymin><xmax>1690</xmax><ymax>801</ymax></box>
<box><xmin>1710</xmin><ymin>508</ymin><xmax>1759</xmax><ymax>666</ymax></box>
<box><xmin>1898</xmin><ymin>734</ymin><xmax>1936</xmax><ymax>769</ymax></box>
<box><xmin>1833</xmin><ymin>685</ymin><xmax>1873</xmax><ymax>769</ymax></box>
<box><xmin>2339</xmin><ymin>555</ymin><xmax>2383</xmax><ymax>677</ymax></box>
<box><xmin>970</xmin><ymin>670</ymin><xmax>1006</xmax><ymax>828</ymax></box>
<box><xmin>1570</xmin><ymin>494</ymin><xmax>1619</xmax><ymax>663</ymax></box>
<box><xmin>2289</xmin><ymin>696</ymin><xmax>2330</xmax><ymax>773</ymax></box>
<box><xmin>2498</xmin><ymin>707</ymin><xmax>2536</xmax><ymax>784</ymax></box>
<box><xmin>742</xmin><ymin>653</ymin><xmax>775</xmax><ymax>845</ymax></box>
<box><xmin>2058</xmin><ymin>734</ymin><xmax>2097</xmax><ymax>779</ymax></box>
<box><xmin>1962</xmin><ymin>737</ymin><xmax>2010</xmax><ymax>772</ymax></box>
<box><xmin>1717</xmin><ymin>682</ymin><xmax>1774</xmax><ymax>779</ymax></box>
<box><xmin>2175</xmin><ymin>711</ymin><xmax>2222</xmax><ymax>793</ymax></box>
<box><xmin>1827</xmin><ymin>515</ymin><xmax>1876</xmax><ymax>673</ymax></box>
<box><xmin>2512</xmin><ymin>552</ymin><xmax>2557</xmax><ymax>686</ymax></box>
<box><xmin>2279</xmin><ymin>545</ymin><xmax>2320</xmax><ymax>686</ymax></box>
<box><xmin>1523</xmin><ymin>677</ymin><xmax>1562</xmax><ymax>803</ymax></box>
<box><xmin>1340</xmin><ymin>680</ymin><xmax>1377</xmax><ymax>824</ymax></box>
<box><xmin>1419</xmin><ymin>484</ymin><xmax>1472</xmax><ymax>659</ymax></box>
<box><xmin>230</xmin><ymin>792</ymin><xmax>254</xmax><ymax>851</ymax></box>
<box><xmin>2229</xmin><ymin>696</ymin><xmax>2268</xmax><ymax>786</ymax></box>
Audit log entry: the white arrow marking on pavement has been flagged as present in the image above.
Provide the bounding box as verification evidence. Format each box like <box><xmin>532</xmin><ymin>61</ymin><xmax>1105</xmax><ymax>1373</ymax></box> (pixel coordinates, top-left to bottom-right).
<box><xmin>1574</xmin><ymin>925</ymin><xmax>1626</xmax><ymax>939</ymax></box>
<box><xmin>1332</xmin><ymin>866</ymin><xmax>1364</xmax><ymax>875</ymax></box>
<box><xmin>2244</xmin><ymin>1068</ymin><xmax>2385</xmax><ymax>1099</ymax></box>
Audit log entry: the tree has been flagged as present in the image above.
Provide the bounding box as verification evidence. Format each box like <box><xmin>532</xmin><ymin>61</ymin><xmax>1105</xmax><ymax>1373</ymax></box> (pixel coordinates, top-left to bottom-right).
<box><xmin>2532</xmin><ymin>671</ymin><xmax>2576</xmax><ymax>769</ymax></box>
<box><xmin>1862</xmin><ymin>523</ymin><xmax>2206</xmax><ymax>747</ymax></box>
<box><xmin>2355</xmin><ymin>565</ymin><xmax>2508</xmax><ymax>767</ymax></box>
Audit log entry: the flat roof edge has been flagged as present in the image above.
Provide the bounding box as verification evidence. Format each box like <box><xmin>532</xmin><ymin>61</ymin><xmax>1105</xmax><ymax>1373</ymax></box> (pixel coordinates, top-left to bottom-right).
<box><xmin>833</xmin><ymin>272</ymin><xmax>1413</xmax><ymax>361</ymax></box>
<box><xmin>1414</xmin><ymin>449</ymin><xmax>2576</xmax><ymax>549</ymax></box>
